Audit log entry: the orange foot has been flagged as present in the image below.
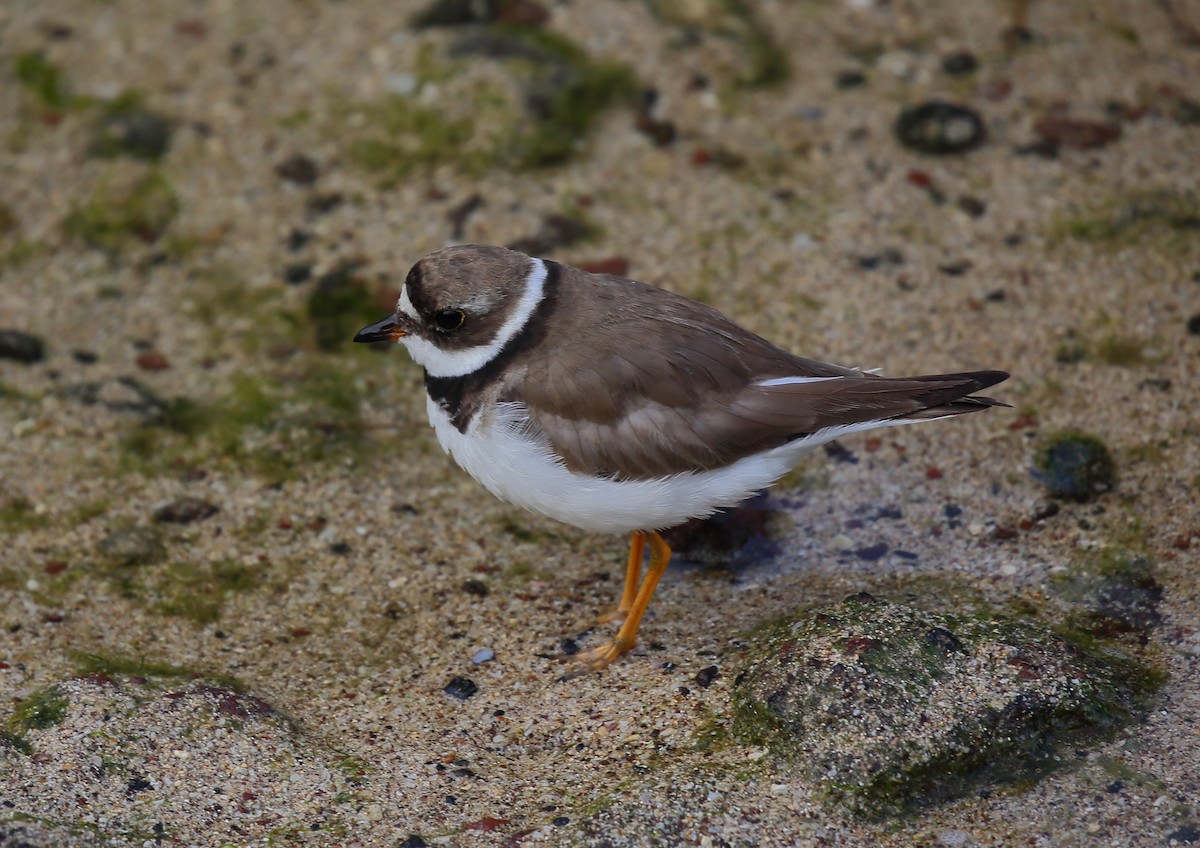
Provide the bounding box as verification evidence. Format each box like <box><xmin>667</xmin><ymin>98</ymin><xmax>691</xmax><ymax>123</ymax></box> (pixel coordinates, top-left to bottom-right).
<box><xmin>562</xmin><ymin>530</ymin><xmax>671</xmax><ymax>680</ymax></box>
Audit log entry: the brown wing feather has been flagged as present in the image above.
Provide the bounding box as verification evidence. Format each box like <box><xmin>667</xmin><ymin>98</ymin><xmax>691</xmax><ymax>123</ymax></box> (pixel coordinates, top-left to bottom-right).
<box><xmin>503</xmin><ymin>271</ymin><xmax>1007</xmax><ymax>480</ymax></box>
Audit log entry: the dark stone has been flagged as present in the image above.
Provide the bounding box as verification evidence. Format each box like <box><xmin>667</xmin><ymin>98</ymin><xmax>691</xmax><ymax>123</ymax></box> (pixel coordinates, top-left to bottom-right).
<box><xmin>940</xmin><ymin>51</ymin><xmax>978</xmax><ymax>75</ymax></box>
<box><xmin>276</xmin><ymin>153</ymin><xmax>319</xmax><ymax>184</ymax></box>
<box><xmin>693</xmin><ymin>666</ymin><xmax>719</xmax><ymax>688</ymax></box>
<box><xmin>1187</xmin><ymin>313</ymin><xmax>1200</xmax><ymax>335</ymax></box>
<box><xmin>286</xmin><ymin>229</ymin><xmax>312</xmax><ymax>251</ymax></box>
<box><xmin>731</xmin><ymin>595</ymin><xmax>1159</xmax><ymax>818</ymax></box>
<box><xmin>412</xmin><ymin>0</ymin><xmax>548</xmax><ymax>28</ymax></box>
<box><xmin>855</xmin><ymin>248</ymin><xmax>904</xmax><ymax>270</ymax></box>
<box><xmin>559</xmin><ymin>638</ymin><xmax>580</xmax><ymax>656</ymax></box>
<box><xmin>1032</xmin><ymin>430</ymin><xmax>1116</xmax><ymax>502</ymax></box>
<box><xmin>957</xmin><ymin>195</ymin><xmax>987</xmax><ymax>217</ymax></box>
<box><xmin>444</xmin><ymin>676</ymin><xmax>478</xmax><ymax>700</ymax></box>
<box><xmin>72</xmin><ymin>350</ymin><xmax>98</xmax><ymax>364</ymax></box>
<box><xmin>306</xmin><ymin>192</ymin><xmax>343</xmax><ymax>214</ymax></box>
<box><xmin>152</xmin><ymin>497</ymin><xmax>218</xmax><ymax>525</ymax></box>
<box><xmin>552</xmin><ymin>816</ymin><xmax>570</xmax><ymax>826</ymax></box>
<box><xmin>1168</xmin><ymin>826</ymin><xmax>1200</xmax><ymax>844</ymax></box>
<box><xmin>98</xmin><ymin>527</ymin><xmax>165</xmax><ymax>566</ymax></box>
<box><xmin>126</xmin><ymin>777</ymin><xmax>153</xmax><ymax>794</ymax></box>
<box><xmin>461</xmin><ymin>578</ymin><xmax>490</xmax><ymax>597</ymax></box>
<box><xmin>854</xmin><ymin>542</ymin><xmax>889</xmax><ymax>561</ymax></box>
<box><xmin>283</xmin><ymin>263</ymin><xmax>312</xmax><ymax>285</ymax></box>
<box><xmin>823</xmin><ymin>441</ymin><xmax>859</xmax><ymax>464</ymax></box>
<box><xmin>895</xmin><ymin>102</ymin><xmax>986</xmax><ymax>155</ymax></box>
<box><xmin>91</xmin><ymin>110</ymin><xmax>172</xmax><ymax>160</ymax></box>
<box><xmin>836</xmin><ymin>70</ymin><xmax>867</xmax><ymax>89</ymax></box>
<box><xmin>0</xmin><ymin>330</ymin><xmax>45</xmax><ymax>364</ymax></box>
<box><xmin>329</xmin><ymin>541</ymin><xmax>351</xmax><ymax>555</ymax></box>
<box><xmin>398</xmin><ymin>836</ymin><xmax>428</xmax><ymax>848</ymax></box>
<box><xmin>926</xmin><ymin>627</ymin><xmax>964</xmax><ymax>653</ymax></box>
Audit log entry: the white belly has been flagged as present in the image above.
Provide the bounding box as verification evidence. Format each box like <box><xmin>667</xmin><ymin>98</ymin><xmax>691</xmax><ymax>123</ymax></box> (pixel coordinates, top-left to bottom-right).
<box><xmin>424</xmin><ymin>397</ymin><xmax>888</xmax><ymax>535</ymax></box>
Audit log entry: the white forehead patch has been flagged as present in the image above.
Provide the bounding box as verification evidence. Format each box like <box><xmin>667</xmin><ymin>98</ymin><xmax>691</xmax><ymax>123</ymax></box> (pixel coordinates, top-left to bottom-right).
<box><xmin>400</xmin><ymin>256</ymin><xmax>548</xmax><ymax>379</ymax></box>
<box><xmin>397</xmin><ymin>287</ymin><xmax>420</xmax><ymax>321</ymax></box>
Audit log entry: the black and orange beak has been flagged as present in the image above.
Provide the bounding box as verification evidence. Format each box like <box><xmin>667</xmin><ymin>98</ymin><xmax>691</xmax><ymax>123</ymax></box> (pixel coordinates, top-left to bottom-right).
<box><xmin>353</xmin><ymin>315</ymin><xmax>407</xmax><ymax>344</ymax></box>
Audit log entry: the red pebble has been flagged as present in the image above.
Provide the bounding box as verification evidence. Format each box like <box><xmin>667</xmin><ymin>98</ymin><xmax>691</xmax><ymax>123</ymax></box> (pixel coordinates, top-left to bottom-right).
<box><xmin>136</xmin><ymin>352</ymin><xmax>170</xmax><ymax>371</ymax></box>
<box><xmin>864</xmin><ymin>437</ymin><xmax>883</xmax><ymax>452</ymax></box>
<box><xmin>925</xmin><ymin>467</ymin><xmax>944</xmax><ymax>480</ymax></box>
<box><xmin>468</xmin><ymin>818</ymin><xmax>510</xmax><ymax>833</ymax></box>
<box><xmin>907</xmin><ymin>170</ymin><xmax>933</xmax><ymax>188</ymax></box>
<box><xmin>45</xmin><ymin>561</ymin><xmax>68</xmax><ymax>574</ymax></box>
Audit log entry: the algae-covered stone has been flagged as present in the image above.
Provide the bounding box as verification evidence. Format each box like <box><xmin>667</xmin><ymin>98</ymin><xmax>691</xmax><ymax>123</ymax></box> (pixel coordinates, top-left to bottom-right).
<box><xmin>0</xmin><ymin>670</ymin><xmax>362</xmax><ymax>844</ymax></box>
<box><xmin>1033</xmin><ymin>429</ymin><xmax>1117</xmax><ymax>502</ymax></box>
<box><xmin>97</xmin><ymin>525</ymin><xmax>165</xmax><ymax>566</ymax></box>
<box><xmin>1052</xmin><ymin>551</ymin><xmax>1163</xmax><ymax>643</ymax></box>
<box><xmin>731</xmin><ymin>593</ymin><xmax>1160</xmax><ymax>818</ymax></box>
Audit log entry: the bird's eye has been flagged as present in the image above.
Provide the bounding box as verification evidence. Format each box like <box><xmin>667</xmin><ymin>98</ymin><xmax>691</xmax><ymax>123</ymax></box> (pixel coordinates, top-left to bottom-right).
<box><xmin>433</xmin><ymin>309</ymin><xmax>466</xmax><ymax>331</ymax></box>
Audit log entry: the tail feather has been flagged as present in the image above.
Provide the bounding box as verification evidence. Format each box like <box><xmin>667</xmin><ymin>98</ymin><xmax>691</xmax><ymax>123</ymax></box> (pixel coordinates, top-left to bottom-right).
<box><xmin>888</xmin><ymin>370</ymin><xmax>1011</xmax><ymax>421</ymax></box>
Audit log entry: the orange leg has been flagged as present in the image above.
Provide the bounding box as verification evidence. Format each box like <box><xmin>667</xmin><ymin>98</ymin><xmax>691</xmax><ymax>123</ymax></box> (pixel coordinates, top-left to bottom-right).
<box><xmin>594</xmin><ymin>531</ymin><xmax>646</xmax><ymax>624</ymax></box>
<box><xmin>571</xmin><ymin>531</ymin><xmax>672</xmax><ymax>675</ymax></box>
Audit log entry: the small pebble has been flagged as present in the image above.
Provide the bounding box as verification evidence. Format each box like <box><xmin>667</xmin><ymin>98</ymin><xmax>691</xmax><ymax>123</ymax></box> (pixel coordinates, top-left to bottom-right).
<box><xmin>153</xmin><ymin>497</ymin><xmax>218</xmax><ymax>525</ymax></box>
<box><xmin>940</xmin><ymin>51</ymin><xmax>978</xmax><ymax>75</ymax></box>
<box><xmin>895</xmin><ymin>101</ymin><xmax>987</xmax><ymax>155</ymax></box>
<box><xmin>471</xmin><ymin>648</ymin><xmax>495</xmax><ymax>664</ymax></box>
<box><xmin>0</xmin><ymin>330</ymin><xmax>45</xmax><ymax>364</ymax></box>
<box><xmin>835</xmin><ymin>70</ymin><xmax>866</xmax><ymax>89</ymax></box>
<box><xmin>91</xmin><ymin>110</ymin><xmax>172</xmax><ymax>160</ymax></box>
<box><xmin>693</xmin><ymin>666</ymin><xmax>719</xmax><ymax>688</ymax></box>
<box><xmin>276</xmin><ymin>153</ymin><xmax>319</xmax><ymax>184</ymax></box>
<box><xmin>444</xmin><ymin>676</ymin><xmax>478</xmax><ymax>700</ymax></box>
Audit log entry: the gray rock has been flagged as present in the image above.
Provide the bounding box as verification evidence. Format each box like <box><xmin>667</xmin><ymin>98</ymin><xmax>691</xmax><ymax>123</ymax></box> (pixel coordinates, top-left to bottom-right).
<box><xmin>153</xmin><ymin>497</ymin><xmax>219</xmax><ymax>525</ymax></box>
<box><xmin>731</xmin><ymin>593</ymin><xmax>1160</xmax><ymax>818</ymax></box>
<box><xmin>90</xmin><ymin>109</ymin><xmax>172</xmax><ymax>160</ymax></box>
<box><xmin>0</xmin><ymin>329</ymin><xmax>45</xmax><ymax>364</ymax></box>
<box><xmin>97</xmin><ymin>526</ymin><xmax>165</xmax><ymax>566</ymax></box>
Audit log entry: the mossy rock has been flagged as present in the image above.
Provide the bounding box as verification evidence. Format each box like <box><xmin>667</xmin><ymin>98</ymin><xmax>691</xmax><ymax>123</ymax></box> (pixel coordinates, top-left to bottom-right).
<box><xmin>731</xmin><ymin>593</ymin><xmax>1161</xmax><ymax>819</ymax></box>
<box><xmin>63</xmin><ymin>170</ymin><xmax>179</xmax><ymax>252</ymax></box>
<box><xmin>1032</xmin><ymin>429</ymin><xmax>1117</xmax><ymax>502</ymax></box>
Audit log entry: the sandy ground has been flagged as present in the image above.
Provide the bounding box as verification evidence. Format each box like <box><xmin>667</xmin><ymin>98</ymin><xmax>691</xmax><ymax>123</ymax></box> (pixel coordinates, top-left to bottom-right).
<box><xmin>1</xmin><ymin>0</ymin><xmax>1198</xmax><ymax>845</ymax></box>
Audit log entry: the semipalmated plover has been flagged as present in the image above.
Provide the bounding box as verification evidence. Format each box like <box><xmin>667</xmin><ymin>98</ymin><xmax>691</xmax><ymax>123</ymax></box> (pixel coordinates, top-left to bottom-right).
<box><xmin>355</xmin><ymin>245</ymin><xmax>1008</xmax><ymax>673</ymax></box>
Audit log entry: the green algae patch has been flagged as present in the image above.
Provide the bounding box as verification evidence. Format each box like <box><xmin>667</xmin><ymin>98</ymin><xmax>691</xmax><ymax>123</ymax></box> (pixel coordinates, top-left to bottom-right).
<box><xmin>646</xmin><ymin>0</ymin><xmax>789</xmax><ymax>88</ymax></box>
<box><xmin>119</xmin><ymin>359</ymin><xmax>382</xmax><ymax>480</ymax></box>
<box><xmin>153</xmin><ymin>560</ymin><xmax>266</xmax><ymax>625</ymax></box>
<box><xmin>14</xmin><ymin>51</ymin><xmax>84</xmax><ymax>111</ymax></box>
<box><xmin>88</xmin><ymin>92</ymin><xmax>172</xmax><ymax>161</ymax></box>
<box><xmin>344</xmin><ymin>25</ymin><xmax>636</xmax><ymax>177</ymax></box>
<box><xmin>1049</xmin><ymin>190</ymin><xmax>1200</xmax><ymax>249</ymax></box>
<box><xmin>8</xmin><ymin>687</ymin><xmax>69</xmax><ymax>733</ymax></box>
<box><xmin>307</xmin><ymin>263</ymin><xmax>388</xmax><ymax>352</ymax></box>
<box><xmin>1051</xmin><ymin>550</ymin><xmax>1163</xmax><ymax>643</ymax></box>
<box><xmin>348</xmin><ymin>96</ymin><xmax>482</xmax><ymax>183</ymax></box>
<box><xmin>731</xmin><ymin>593</ymin><xmax>1161</xmax><ymax>819</ymax></box>
<box><xmin>3</xmin><ymin>687</ymin><xmax>70</xmax><ymax>756</ymax></box>
<box><xmin>491</xmin><ymin>26</ymin><xmax>638</xmax><ymax>167</ymax></box>
<box><xmin>0</xmin><ymin>496</ymin><xmax>51</xmax><ymax>531</ymax></box>
<box><xmin>1033</xmin><ymin>429</ymin><xmax>1117</xmax><ymax>502</ymax></box>
<box><xmin>63</xmin><ymin>170</ymin><xmax>179</xmax><ymax>252</ymax></box>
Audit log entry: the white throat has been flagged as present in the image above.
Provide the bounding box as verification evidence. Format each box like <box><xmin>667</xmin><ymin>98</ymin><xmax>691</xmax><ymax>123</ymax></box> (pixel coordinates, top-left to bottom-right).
<box><xmin>398</xmin><ymin>257</ymin><xmax>548</xmax><ymax>378</ymax></box>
